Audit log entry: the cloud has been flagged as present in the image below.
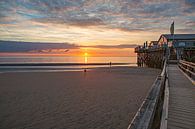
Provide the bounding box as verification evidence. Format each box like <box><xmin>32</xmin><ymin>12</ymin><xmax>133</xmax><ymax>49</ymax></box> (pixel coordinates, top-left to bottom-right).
<box><xmin>66</xmin><ymin>17</ymin><xmax>105</xmax><ymax>27</ymax></box>
<box><xmin>0</xmin><ymin>0</ymin><xmax>195</xmax><ymax>44</ymax></box>
<box><xmin>184</xmin><ymin>0</ymin><xmax>195</xmax><ymax>13</ymax></box>
<box><xmin>83</xmin><ymin>44</ymin><xmax>137</xmax><ymax>49</ymax></box>
<box><xmin>0</xmin><ymin>40</ymin><xmax>78</xmax><ymax>52</ymax></box>
<box><xmin>0</xmin><ymin>40</ymin><xmax>136</xmax><ymax>53</ymax></box>
<box><xmin>34</xmin><ymin>17</ymin><xmax>105</xmax><ymax>27</ymax></box>
<box><xmin>186</xmin><ymin>21</ymin><xmax>195</xmax><ymax>27</ymax></box>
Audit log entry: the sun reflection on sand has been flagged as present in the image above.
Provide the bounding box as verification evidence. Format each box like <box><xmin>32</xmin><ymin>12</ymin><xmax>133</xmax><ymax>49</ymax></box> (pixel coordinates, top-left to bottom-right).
<box><xmin>84</xmin><ymin>57</ymin><xmax>88</xmax><ymax>63</ymax></box>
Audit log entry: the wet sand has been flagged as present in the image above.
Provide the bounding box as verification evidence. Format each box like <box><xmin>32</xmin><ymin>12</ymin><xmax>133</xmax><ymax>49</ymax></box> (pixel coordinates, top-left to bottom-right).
<box><xmin>0</xmin><ymin>67</ymin><xmax>160</xmax><ymax>129</ymax></box>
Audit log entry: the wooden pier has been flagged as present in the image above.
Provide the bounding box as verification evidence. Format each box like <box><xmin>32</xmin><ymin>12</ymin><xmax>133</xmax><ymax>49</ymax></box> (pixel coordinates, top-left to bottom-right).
<box><xmin>167</xmin><ymin>64</ymin><xmax>195</xmax><ymax>129</ymax></box>
<box><xmin>128</xmin><ymin>60</ymin><xmax>195</xmax><ymax>129</ymax></box>
<box><xmin>128</xmin><ymin>34</ymin><xmax>195</xmax><ymax>129</ymax></box>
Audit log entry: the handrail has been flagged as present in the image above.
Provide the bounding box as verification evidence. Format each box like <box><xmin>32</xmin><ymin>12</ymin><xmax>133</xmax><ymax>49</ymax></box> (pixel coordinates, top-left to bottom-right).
<box><xmin>179</xmin><ymin>65</ymin><xmax>195</xmax><ymax>76</ymax></box>
<box><xmin>178</xmin><ymin>60</ymin><xmax>195</xmax><ymax>80</ymax></box>
<box><xmin>127</xmin><ymin>77</ymin><xmax>162</xmax><ymax>129</ymax></box>
<box><xmin>180</xmin><ymin>60</ymin><xmax>195</xmax><ymax>67</ymax></box>
<box><xmin>160</xmin><ymin>65</ymin><xmax>169</xmax><ymax>129</ymax></box>
<box><xmin>179</xmin><ymin>60</ymin><xmax>195</xmax><ymax>69</ymax></box>
<box><xmin>127</xmin><ymin>59</ymin><xmax>167</xmax><ymax>129</ymax></box>
<box><xmin>161</xmin><ymin>60</ymin><xmax>167</xmax><ymax>77</ymax></box>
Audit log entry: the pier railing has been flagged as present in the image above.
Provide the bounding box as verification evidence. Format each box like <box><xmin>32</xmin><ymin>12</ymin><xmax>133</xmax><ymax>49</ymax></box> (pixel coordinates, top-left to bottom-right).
<box><xmin>178</xmin><ymin>60</ymin><xmax>195</xmax><ymax>81</ymax></box>
<box><xmin>127</xmin><ymin>60</ymin><xmax>167</xmax><ymax>129</ymax></box>
<box><xmin>135</xmin><ymin>46</ymin><xmax>165</xmax><ymax>53</ymax></box>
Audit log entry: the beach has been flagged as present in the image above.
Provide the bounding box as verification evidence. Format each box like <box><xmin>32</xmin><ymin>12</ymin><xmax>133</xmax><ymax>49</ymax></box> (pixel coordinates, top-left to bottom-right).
<box><xmin>0</xmin><ymin>66</ymin><xmax>160</xmax><ymax>129</ymax></box>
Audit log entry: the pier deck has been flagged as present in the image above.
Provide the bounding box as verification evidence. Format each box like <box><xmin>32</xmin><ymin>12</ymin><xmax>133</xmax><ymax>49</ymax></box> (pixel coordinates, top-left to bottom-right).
<box><xmin>167</xmin><ymin>64</ymin><xmax>195</xmax><ymax>129</ymax></box>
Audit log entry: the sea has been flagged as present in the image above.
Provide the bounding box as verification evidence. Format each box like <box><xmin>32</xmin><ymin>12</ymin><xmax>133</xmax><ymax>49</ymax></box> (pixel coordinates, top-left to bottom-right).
<box><xmin>0</xmin><ymin>56</ymin><xmax>137</xmax><ymax>72</ymax></box>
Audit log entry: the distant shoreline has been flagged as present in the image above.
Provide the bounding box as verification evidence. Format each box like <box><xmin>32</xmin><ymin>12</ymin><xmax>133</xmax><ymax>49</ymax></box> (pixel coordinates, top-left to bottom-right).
<box><xmin>0</xmin><ymin>62</ymin><xmax>132</xmax><ymax>66</ymax></box>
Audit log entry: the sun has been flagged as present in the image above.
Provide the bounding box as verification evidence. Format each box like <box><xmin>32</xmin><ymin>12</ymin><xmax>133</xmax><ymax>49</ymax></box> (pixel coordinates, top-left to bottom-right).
<box><xmin>84</xmin><ymin>52</ymin><xmax>88</xmax><ymax>57</ymax></box>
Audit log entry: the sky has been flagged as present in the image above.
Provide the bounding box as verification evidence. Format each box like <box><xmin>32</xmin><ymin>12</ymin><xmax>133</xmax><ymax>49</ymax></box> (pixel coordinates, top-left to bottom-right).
<box><xmin>0</xmin><ymin>0</ymin><xmax>195</xmax><ymax>56</ymax></box>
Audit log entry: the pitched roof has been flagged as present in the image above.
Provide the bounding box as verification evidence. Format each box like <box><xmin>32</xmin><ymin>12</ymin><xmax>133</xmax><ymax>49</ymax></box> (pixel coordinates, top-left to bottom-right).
<box><xmin>161</xmin><ymin>34</ymin><xmax>195</xmax><ymax>40</ymax></box>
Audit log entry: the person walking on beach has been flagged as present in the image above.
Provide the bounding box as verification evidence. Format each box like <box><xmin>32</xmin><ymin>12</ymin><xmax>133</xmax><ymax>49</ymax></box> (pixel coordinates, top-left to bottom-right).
<box><xmin>109</xmin><ymin>62</ymin><xmax>112</xmax><ymax>67</ymax></box>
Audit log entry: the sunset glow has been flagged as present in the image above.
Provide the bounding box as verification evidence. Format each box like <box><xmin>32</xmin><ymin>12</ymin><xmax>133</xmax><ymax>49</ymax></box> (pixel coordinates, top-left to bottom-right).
<box><xmin>84</xmin><ymin>52</ymin><xmax>88</xmax><ymax>57</ymax></box>
<box><xmin>0</xmin><ymin>0</ymin><xmax>195</xmax><ymax>57</ymax></box>
<box><xmin>0</xmin><ymin>1</ymin><xmax>194</xmax><ymax>129</ymax></box>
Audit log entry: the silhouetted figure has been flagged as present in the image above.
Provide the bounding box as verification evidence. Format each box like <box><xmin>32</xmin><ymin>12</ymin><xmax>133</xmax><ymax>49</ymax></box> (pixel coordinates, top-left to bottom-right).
<box><xmin>109</xmin><ymin>62</ymin><xmax>112</xmax><ymax>67</ymax></box>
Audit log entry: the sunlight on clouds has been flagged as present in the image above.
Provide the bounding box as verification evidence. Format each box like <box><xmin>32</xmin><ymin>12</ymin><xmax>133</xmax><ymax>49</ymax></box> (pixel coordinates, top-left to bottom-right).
<box><xmin>0</xmin><ymin>20</ymin><xmax>162</xmax><ymax>46</ymax></box>
<box><xmin>0</xmin><ymin>0</ymin><xmax>195</xmax><ymax>57</ymax></box>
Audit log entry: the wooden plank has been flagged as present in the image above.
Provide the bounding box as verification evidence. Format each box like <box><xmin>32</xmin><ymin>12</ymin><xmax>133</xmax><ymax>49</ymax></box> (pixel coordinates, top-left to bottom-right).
<box><xmin>167</xmin><ymin>64</ymin><xmax>195</xmax><ymax>129</ymax></box>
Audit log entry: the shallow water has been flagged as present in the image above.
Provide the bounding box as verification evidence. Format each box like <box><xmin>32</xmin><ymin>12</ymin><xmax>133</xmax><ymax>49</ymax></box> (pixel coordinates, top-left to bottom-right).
<box><xmin>0</xmin><ymin>56</ymin><xmax>136</xmax><ymax>64</ymax></box>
